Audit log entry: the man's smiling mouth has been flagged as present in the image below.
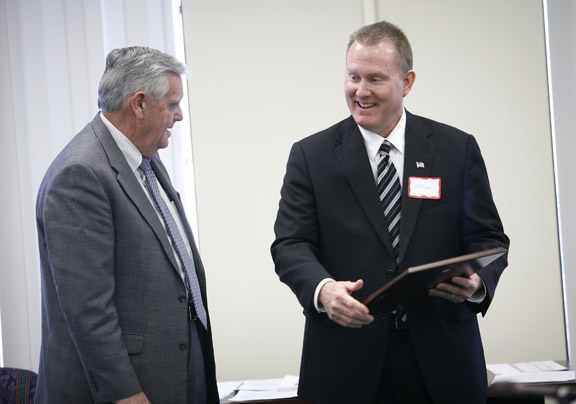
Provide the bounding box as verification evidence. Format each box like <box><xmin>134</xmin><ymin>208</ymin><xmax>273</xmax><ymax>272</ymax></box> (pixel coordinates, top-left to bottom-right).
<box><xmin>358</xmin><ymin>102</ymin><xmax>376</xmax><ymax>108</ymax></box>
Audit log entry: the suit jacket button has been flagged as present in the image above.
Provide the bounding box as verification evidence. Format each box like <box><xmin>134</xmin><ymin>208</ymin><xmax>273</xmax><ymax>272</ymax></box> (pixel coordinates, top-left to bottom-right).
<box><xmin>178</xmin><ymin>295</ymin><xmax>187</xmax><ymax>303</ymax></box>
<box><xmin>179</xmin><ymin>343</ymin><xmax>187</xmax><ymax>351</ymax></box>
<box><xmin>386</xmin><ymin>269</ymin><xmax>394</xmax><ymax>278</ymax></box>
<box><xmin>380</xmin><ymin>317</ymin><xmax>389</xmax><ymax>327</ymax></box>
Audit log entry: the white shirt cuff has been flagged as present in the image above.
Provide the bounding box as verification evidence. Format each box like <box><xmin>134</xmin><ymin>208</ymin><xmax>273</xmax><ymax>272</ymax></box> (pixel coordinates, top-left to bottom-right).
<box><xmin>314</xmin><ymin>278</ymin><xmax>335</xmax><ymax>313</ymax></box>
<box><xmin>467</xmin><ymin>278</ymin><xmax>487</xmax><ymax>303</ymax></box>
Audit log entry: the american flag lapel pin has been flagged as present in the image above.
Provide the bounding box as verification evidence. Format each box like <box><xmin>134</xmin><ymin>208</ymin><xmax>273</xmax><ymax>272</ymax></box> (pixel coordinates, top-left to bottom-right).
<box><xmin>416</xmin><ymin>161</ymin><xmax>425</xmax><ymax>168</ymax></box>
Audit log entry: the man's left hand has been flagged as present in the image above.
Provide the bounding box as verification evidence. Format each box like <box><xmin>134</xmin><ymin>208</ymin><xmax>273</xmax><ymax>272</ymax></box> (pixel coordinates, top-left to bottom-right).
<box><xmin>428</xmin><ymin>273</ymin><xmax>484</xmax><ymax>303</ymax></box>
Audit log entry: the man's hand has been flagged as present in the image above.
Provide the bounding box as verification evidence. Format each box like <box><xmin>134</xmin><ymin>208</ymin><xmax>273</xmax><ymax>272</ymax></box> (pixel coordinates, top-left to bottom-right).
<box><xmin>428</xmin><ymin>273</ymin><xmax>484</xmax><ymax>303</ymax></box>
<box><xmin>117</xmin><ymin>392</ymin><xmax>151</xmax><ymax>404</ymax></box>
<box><xmin>319</xmin><ymin>280</ymin><xmax>374</xmax><ymax>328</ymax></box>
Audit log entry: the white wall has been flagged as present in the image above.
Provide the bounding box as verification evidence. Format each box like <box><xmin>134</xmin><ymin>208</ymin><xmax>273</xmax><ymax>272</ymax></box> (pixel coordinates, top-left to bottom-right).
<box><xmin>182</xmin><ymin>0</ymin><xmax>362</xmax><ymax>380</ymax></box>
<box><xmin>183</xmin><ymin>0</ymin><xmax>567</xmax><ymax>381</ymax></box>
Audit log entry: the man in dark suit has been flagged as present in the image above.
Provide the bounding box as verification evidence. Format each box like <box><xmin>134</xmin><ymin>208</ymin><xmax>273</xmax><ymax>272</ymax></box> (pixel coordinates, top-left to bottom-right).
<box><xmin>35</xmin><ymin>47</ymin><xmax>218</xmax><ymax>403</ymax></box>
<box><xmin>271</xmin><ymin>20</ymin><xmax>509</xmax><ymax>404</ymax></box>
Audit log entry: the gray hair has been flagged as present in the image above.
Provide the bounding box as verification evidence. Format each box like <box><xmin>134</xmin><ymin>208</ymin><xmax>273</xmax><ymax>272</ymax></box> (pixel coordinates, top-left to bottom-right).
<box><xmin>347</xmin><ymin>20</ymin><xmax>413</xmax><ymax>75</ymax></box>
<box><xmin>98</xmin><ymin>46</ymin><xmax>188</xmax><ymax>112</ymax></box>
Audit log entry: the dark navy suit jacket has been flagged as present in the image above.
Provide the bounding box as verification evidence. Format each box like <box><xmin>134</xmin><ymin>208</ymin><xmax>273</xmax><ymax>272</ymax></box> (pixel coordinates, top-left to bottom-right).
<box><xmin>271</xmin><ymin>111</ymin><xmax>509</xmax><ymax>404</ymax></box>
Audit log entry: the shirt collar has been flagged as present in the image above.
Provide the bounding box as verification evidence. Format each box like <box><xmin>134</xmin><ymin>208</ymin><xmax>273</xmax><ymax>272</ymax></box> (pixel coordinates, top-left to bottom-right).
<box><xmin>358</xmin><ymin>108</ymin><xmax>406</xmax><ymax>162</ymax></box>
<box><xmin>99</xmin><ymin>112</ymin><xmax>144</xmax><ymax>172</ymax></box>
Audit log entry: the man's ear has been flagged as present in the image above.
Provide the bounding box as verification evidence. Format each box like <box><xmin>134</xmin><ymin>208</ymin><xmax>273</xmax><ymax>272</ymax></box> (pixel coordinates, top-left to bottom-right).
<box><xmin>402</xmin><ymin>70</ymin><xmax>416</xmax><ymax>97</ymax></box>
<box><xmin>130</xmin><ymin>92</ymin><xmax>146</xmax><ymax>119</ymax></box>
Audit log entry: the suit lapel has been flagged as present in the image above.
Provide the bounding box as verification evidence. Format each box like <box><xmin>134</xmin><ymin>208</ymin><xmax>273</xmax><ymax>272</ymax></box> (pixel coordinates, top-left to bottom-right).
<box><xmin>335</xmin><ymin>117</ymin><xmax>396</xmax><ymax>257</ymax></box>
<box><xmin>399</xmin><ymin>112</ymin><xmax>435</xmax><ymax>263</ymax></box>
<box><xmin>334</xmin><ymin>114</ymin><xmax>436</xmax><ymax>265</ymax></box>
<box><xmin>91</xmin><ymin>115</ymin><xmax>181</xmax><ymax>273</ymax></box>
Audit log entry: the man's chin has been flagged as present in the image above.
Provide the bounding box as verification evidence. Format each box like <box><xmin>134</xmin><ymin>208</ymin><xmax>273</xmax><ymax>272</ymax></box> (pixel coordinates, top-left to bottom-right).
<box><xmin>353</xmin><ymin>117</ymin><xmax>378</xmax><ymax>132</ymax></box>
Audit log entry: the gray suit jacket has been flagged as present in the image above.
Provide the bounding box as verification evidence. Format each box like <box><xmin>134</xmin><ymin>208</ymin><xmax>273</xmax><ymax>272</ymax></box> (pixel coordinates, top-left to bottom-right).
<box><xmin>35</xmin><ymin>114</ymin><xmax>218</xmax><ymax>403</ymax></box>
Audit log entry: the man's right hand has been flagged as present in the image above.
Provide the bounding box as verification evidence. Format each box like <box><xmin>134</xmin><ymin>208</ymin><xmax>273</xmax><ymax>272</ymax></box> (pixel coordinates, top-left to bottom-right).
<box><xmin>117</xmin><ymin>392</ymin><xmax>151</xmax><ymax>404</ymax></box>
<box><xmin>318</xmin><ymin>279</ymin><xmax>374</xmax><ymax>328</ymax></box>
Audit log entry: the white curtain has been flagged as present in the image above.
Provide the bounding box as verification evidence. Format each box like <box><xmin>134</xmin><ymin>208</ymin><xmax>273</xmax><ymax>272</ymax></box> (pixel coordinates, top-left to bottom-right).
<box><xmin>0</xmin><ymin>0</ymin><xmax>194</xmax><ymax>371</ymax></box>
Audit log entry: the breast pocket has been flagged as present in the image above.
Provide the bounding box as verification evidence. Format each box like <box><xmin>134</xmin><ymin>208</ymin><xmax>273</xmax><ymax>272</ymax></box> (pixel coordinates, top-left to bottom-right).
<box><xmin>420</xmin><ymin>186</ymin><xmax>458</xmax><ymax>211</ymax></box>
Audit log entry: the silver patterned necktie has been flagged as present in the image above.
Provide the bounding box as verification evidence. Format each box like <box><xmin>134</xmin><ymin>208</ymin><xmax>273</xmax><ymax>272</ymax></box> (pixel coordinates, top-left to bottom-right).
<box><xmin>377</xmin><ymin>140</ymin><xmax>401</xmax><ymax>267</ymax></box>
<box><xmin>139</xmin><ymin>157</ymin><xmax>208</xmax><ymax>329</ymax></box>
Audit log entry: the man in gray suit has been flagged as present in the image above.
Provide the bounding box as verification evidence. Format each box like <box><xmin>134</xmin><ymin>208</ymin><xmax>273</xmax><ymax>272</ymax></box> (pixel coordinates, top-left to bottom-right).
<box><xmin>35</xmin><ymin>47</ymin><xmax>218</xmax><ymax>404</ymax></box>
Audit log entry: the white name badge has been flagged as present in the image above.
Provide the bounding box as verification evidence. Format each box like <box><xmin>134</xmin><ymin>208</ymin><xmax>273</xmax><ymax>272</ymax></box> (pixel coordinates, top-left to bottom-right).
<box><xmin>408</xmin><ymin>177</ymin><xmax>441</xmax><ymax>199</ymax></box>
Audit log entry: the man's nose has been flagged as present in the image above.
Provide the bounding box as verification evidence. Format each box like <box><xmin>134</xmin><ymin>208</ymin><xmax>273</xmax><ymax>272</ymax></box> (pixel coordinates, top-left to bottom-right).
<box><xmin>356</xmin><ymin>80</ymin><xmax>371</xmax><ymax>97</ymax></box>
<box><xmin>175</xmin><ymin>105</ymin><xmax>183</xmax><ymax>121</ymax></box>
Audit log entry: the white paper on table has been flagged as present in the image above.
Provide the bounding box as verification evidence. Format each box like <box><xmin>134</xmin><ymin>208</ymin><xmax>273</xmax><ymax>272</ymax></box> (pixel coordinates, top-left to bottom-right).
<box><xmin>237</xmin><ymin>375</ymin><xmax>299</xmax><ymax>392</ymax></box>
<box><xmin>487</xmin><ymin>360</ymin><xmax>576</xmax><ymax>384</ymax></box>
<box><xmin>238</xmin><ymin>377</ymin><xmax>284</xmax><ymax>391</ymax></box>
<box><xmin>226</xmin><ymin>375</ymin><xmax>299</xmax><ymax>402</ymax></box>
<box><xmin>217</xmin><ymin>381</ymin><xmax>243</xmax><ymax>400</ymax></box>
<box><xmin>278</xmin><ymin>375</ymin><xmax>299</xmax><ymax>391</ymax></box>
<box><xmin>229</xmin><ymin>389</ymin><xmax>298</xmax><ymax>402</ymax></box>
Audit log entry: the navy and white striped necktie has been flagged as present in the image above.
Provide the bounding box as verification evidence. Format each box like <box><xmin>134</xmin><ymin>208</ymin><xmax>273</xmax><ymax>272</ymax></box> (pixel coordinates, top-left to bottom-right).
<box><xmin>377</xmin><ymin>140</ymin><xmax>401</xmax><ymax>267</ymax></box>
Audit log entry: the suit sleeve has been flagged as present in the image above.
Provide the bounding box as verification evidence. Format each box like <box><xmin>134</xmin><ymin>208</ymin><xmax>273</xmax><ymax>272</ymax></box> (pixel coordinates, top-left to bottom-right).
<box><xmin>271</xmin><ymin>142</ymin><xmax>332</xmax><ymax>314</ymax></box>
<box><xmin>39</xmin><ymin>162</ymin><xmax>141</xmax><ymax>402</ymax></box>
<box><xmin>462</xmin><ymin>135</ymin><xmax>510</xmax><ymax>315</ymax></box>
